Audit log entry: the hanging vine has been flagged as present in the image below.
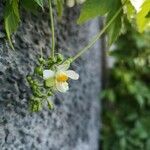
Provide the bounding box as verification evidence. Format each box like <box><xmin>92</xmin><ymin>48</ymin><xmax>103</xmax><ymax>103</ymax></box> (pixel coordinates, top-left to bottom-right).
<box><xmin>2</xmin><ymin>0</ymin><xmax>150</xmax><ymax>111</ymax></box>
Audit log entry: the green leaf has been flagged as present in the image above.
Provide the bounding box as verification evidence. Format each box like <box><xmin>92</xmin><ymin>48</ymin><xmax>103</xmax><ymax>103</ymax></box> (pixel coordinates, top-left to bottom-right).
<box><xmin>146</xmin><ymin>139</ymin><xmax>150</xmax><ymax>150</ymax></box>
<box><xmin>21</xmin><ymin>0</ymin><xmax>38</xmax><ymax>11</ymax></box>
<box><xmin>4</xmin><ymin>0</ymin><xmax>20</xmax><ymax>49</ymax></box>
<box><xmin>33</xmin><ymin>0</ymin><xmax>44</xmax><ymax>8</ymax></box>
<box><xmin>107</xmin><ymin>14</ymin><xmax>122</xmax><ymax>45</ymax></box>
<box><xmin>119</xmin><ymin>137</ymin><xmax>126</xmax><ymax>150</ymax></box>
<box><xmin>124</xmin><ymin>1</ymin><xmax>135</xmax><ymax>21</ymax></box>
<box><xmin>136</xmin><ymin>95</ymin><xmax>144</xmax><ymax>108</ymax></box>
<box><xmin>78</xmin><ymin>0</ymin><xmax>123</xmax><ymax>44</ymax></box>
<box><xmin>136</xmin><ymin>0</ymin><xmax>150</xmax><ymax>32</ymax></box>
<box><xmin>12</xmin><ymin>0</ymin><xmax>20</xmax><ymax>19</ymax></box>
<box><xmin>56</xmin><ymin>0</ymin><xmax>64</xmax><ymax>18</ymax></box>
<box><xmin>78</xmin><ymin>0</ymin><xmax>114</xmax><ymax>24</ymax></box>
<box><xmin>106</xmin><ymin>0</ymin><xmax>123</xmax><ymax>45</ymax></box>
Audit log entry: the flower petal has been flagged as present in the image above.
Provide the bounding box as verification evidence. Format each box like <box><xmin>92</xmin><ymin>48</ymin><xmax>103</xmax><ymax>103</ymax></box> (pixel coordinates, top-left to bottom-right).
<box><xmin>57</xmin><ymin>63</ymin><xmax>70</xmax><ymax>71</ymax></box>
<box><xmin>65</xmin><ymin>70</ymin><xmax>79</xmax><ymax>80</ymax></box>
<box><xmin>56</xmin><ymin>82</ymin><xmax>69</xmax><ymax>93</ymax></box>
<box><xmin>43</xmin><ymin>70</ymin><xmax>55</xmax><ymax>80</ymax></box>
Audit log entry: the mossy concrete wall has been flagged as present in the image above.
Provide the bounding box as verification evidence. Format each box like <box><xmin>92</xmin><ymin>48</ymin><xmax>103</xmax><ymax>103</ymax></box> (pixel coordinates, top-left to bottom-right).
<box><xmin>0</xmin><ymin>4</ymin><xmax>101</xmax><ymax>150</ymax></box>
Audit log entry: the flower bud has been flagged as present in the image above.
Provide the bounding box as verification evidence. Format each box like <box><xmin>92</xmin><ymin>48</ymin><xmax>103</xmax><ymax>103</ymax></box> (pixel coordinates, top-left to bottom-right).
<box><xmin>34</xmin><ymin>66</ymin><xmax>43</xmax><ymax>76</ymax></box>
<box><xmin>27</xmin><ymin>76</ymin><xmax>32</xmax><ymax>82</ymax></box>
<box><xmin>38</xmin><ymin>57</ymin><xmax>45</xmax><ymax>64</ymax></box>
<box><xmin>57</xmin><ymin>53</ymin><xmax>64</xmax><ymax>62</ymax></box>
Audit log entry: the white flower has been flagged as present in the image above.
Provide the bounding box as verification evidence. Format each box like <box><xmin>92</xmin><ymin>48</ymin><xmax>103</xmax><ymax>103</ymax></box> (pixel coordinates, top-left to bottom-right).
<box><xmin>66</xmin><ymin>0</ymin><xmax>86</xmax><ymax>7</ymax></box>
<box><xmin>130</xmin><ymin>0</ymin><xmax>145</xmax><ymax>12</ymax></box>
<box><xmin>43</xmin><ymin>63</ymin><xmax>79</xmax><ymax>93</ymax></box>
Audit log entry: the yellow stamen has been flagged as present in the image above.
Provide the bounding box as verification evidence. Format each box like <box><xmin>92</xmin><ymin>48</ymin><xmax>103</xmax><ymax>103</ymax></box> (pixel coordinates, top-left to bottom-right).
<box><xmin>56</xmin><ymin>73</ymin><xmax>68</xmax><ymax>82</ymax></box>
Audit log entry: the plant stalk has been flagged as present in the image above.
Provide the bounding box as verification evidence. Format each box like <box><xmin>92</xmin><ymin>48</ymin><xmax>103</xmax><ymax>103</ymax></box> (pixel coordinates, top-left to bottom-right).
<box><xmin>48</xmin><ymin>0</ymin><xmax>55</xmax><ymax>59</ymax></box>
<box><xmin>71</xmin><ymin>4</ymin><xmax>124</xmax><ymax>62</ymax></box>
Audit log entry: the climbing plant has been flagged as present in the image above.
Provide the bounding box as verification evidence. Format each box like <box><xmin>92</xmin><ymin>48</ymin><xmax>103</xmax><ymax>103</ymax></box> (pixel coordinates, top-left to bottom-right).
<box><xmin>101</xmin><ymin>22</ymin><xmax>150</xmax><ymax>150</ymax></box>
<box><xmin>2</xmin><ymin>0</ymin><xmax>150</xmax><ymax>111</ymax></box>
<box><xmin>4</xmin><ymin>0</ymin><xmax>150</xmax><ymax>48</ymax></box>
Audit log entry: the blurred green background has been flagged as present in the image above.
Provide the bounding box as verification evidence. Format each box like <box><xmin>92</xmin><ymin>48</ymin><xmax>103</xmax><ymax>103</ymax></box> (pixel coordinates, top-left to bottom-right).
<box><xmin>101</xmin><ymin>22</ymin><xmax>150</xmax><ymax>150</ymax></box>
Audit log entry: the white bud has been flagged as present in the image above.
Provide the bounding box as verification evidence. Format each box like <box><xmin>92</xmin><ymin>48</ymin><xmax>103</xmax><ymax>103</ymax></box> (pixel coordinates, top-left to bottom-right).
<box><xmin>66</xmin><ymin>0</ymin><xmax>75</xmax><ymax>7</ymax></box>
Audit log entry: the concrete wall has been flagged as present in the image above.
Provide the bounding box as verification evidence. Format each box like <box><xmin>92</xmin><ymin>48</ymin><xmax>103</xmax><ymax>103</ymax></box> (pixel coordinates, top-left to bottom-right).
<box><xmin>0</xmin><ymin>4</ymin><xmax>101</xmax><ymax>150</ymax></box>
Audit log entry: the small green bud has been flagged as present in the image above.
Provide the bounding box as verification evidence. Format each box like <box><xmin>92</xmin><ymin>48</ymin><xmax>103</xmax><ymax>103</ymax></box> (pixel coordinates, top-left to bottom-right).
<box><xmin>38</xmin><ymin>57</ymin><xmax>45</xmax><ymax>64</ymax></box>
<box><xmin>34</xmin><ymin>66</ymin><xmax>43</xmax><ymax>76</ymax></box>
<box><xmin>47</xmin><ymin>57</ymin><xmax>55</xmax><ymax>66</ymax></box>
<box><xmin>33</xmin><ymin>80</ymin><xmax>38</xmax><ymax>85</ymax></box>
<box><xmin>30</xmin><ymin>80</ymin><xmax>34</xmax><ymax>84</ymax></box>
<box><xmin>27</xmin><ymin>76</ymin><xmax>32</xmax><ymax>81</ymax></box>
<box><xmin>47</xmin><ymin>91</ymin><xmax>52</xmax><ymax>96</ymax></box>
<box><xmin>32</xmin><ymin>85</ymin><xmax>37</xmax><ymax>91</ymax></box>
<box><xmin>30</xmin><ymin>98</ymin><xmax>42</xmax><ymax>112</ymax></box>
<box><xmin>57</xmin><ymin>53</ymin><xmax>64</xmax><ymax>62</ymax></box>
<box><xmin>33</xmin><ymin>90</ymin><xmax>42</xmax><ymax>97</ymax></box>
<box><xmin>52</xmin><ymin>57</ymin><xmax>57</xmax><ymax>63</ymax></box>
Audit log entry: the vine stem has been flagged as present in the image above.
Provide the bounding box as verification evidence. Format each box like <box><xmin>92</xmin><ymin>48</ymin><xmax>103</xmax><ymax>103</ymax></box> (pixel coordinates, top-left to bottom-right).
<box><xmin>71</xmin><ymin>3</ymin><xmax>125</xmax><ymax>62</ymax></box>
<box><xmin>48</xmin><ymin>0</ymin><xmax>55</xmax><ymax>59</ymax></box>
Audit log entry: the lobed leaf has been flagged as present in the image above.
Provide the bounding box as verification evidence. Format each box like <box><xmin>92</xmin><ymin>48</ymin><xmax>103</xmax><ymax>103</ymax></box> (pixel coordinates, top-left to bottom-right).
<box><xmin>106</xmin><ymin>0</ymin><xmax>123</xmax><ymax>45</ymax></box>
<box><xmin>78</xmin><ymin>0</ymin><xmax>114</xmax><ymax>24</ymax></box>
<box><xmin>56</xmin><ymin>0</ymin><xmax>64</xmax><ymax>18</ymax></box>
<box><xmin>33</xmin><ymin>0</ymin><xmax>44</xmax><ymax>8</ymax></box>
<box><xmin>136</xmin><ymin>0</ymin><xmax>150</xmax><ymax>32</ymax></box>
<box><xmin>4</xmin><ymin>0</ymin><xmax>20</xmax><ymax>49</ymax></box>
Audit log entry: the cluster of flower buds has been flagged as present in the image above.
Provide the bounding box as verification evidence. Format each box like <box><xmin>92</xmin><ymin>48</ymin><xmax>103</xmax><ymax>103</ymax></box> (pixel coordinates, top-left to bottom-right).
<box><xmin>27</xmin><ymin>53</ymin><xmax>79</xmax><ymax>112</ymax></box>
<box><xmin>66</xmin><ymin>0</ymin><xmax>86</xmax><ymax>7</ymax></box>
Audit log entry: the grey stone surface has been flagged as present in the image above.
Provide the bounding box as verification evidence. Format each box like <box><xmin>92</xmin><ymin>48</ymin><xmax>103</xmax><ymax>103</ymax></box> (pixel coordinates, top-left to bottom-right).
<box><xmin>0</xmin><ymin>4</ymin><xmax>101</xmax><ymax>150</ymax></box>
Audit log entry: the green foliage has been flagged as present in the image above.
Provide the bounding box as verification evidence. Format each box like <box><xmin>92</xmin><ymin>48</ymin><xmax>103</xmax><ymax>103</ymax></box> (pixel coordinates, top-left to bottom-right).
<box><xmin>78</xmin><ymin>0</ymin><xmax>124</xmax><ymax>44</ymax></box>
<box><xmin>124</xmin><ymin>0</ymin><xmax>135</xmax><ymax>21</ymax></box>
<box><xmin>4</xmin><ymin>0</ymin><xmax>20</xmax><ymax>49</ymax></box>
<box><xmin>27</xmin><ymin>53</ymin><xmax>65</xmax><ymax>112</ymax></box>
<box><xmin>101</xmin><ymin>23</ymin><xmax>150</xmax><ymax>150</ymax></box>
<box><xmin>33</xmin><ymin>0</ymin><xmax>44</xmax><ymax>8</ymax></box>
<box><xmin>78</xmin><ymin>0</ymin><xmax>111</xmax><ymax>24</ymax></box>
<box><xmin>78</xmin><ymin>0</ymin><xmax>150</xmax><ymax>44</ymax></box>
<box><xmin>136</xmin><ymin>0</ymin><xmax>150</xmax><ymax>32</ymax></box>
<box><xmin>3</xmin><ymin>0</ymin><xmax>150</xmax><ymax>48</ymax></box>
<box><xmin>55</xmin><ymin>0</ymin><xmax>64</xmax><ymax>18</ymax></box>
<box><xmin>106</xmin><ymin>0</ymin><xmax>123</xmax><ymax>45</ymax></box>
<box><xmin>4</xmin><ymin>0</ymin><xmax>44</xmax><ymax>49</ymax></box>
<box><xmin>3</xmin><ymin>0</ymin><xmax>66</xmax><ymax>48</ymax></box>
<box><xmin>20</xmin><ymin>0</ymin><xmax>39</xmax><ymax>11</ymax></box>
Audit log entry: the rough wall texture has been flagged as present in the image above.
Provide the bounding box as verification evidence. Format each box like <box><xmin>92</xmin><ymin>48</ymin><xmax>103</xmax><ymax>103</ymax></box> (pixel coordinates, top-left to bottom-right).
<box><xmin>0</xmin><ymin>4</ymin><xmax>101</xmax><ymax>150</ymax></box>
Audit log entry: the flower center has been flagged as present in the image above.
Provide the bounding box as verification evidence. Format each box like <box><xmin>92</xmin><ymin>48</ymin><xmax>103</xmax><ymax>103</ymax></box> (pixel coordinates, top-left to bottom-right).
<box><xmin>56</xmin><ymin>73</ymin><xmax>68</xmax><ymax>82</ymax></box>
